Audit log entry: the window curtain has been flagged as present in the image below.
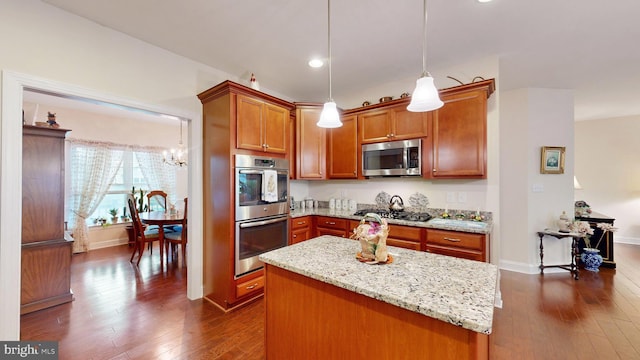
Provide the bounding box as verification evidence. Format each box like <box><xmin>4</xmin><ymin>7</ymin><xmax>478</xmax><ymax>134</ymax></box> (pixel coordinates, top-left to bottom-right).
<box><xmin>67</xmin><ymin>140</ymin><xmax>124</xmax><ymax>253</ymax></box>
<box><xmin>135</xmin><ymin>151</ymin><xmax>177</xmax><ymax>206</ymax></box>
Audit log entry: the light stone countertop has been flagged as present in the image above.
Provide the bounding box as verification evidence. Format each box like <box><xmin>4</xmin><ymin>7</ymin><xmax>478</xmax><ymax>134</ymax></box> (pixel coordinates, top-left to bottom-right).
<box><xmin>259</xmin><ymin>235</ymin><xmax>499</xmax><ymax>334</ymax></box>
<box><xmin>290</xmin><ymin>208</ymin><xmax>493</xmax><ymax>234</ymax></box>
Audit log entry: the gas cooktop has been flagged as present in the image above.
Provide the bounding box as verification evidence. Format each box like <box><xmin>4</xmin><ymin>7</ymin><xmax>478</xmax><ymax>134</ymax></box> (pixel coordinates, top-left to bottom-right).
<box><xmin>352</xmin><ymin>209</ymin><xmax>433</xmax><ymax>222</ymax></box>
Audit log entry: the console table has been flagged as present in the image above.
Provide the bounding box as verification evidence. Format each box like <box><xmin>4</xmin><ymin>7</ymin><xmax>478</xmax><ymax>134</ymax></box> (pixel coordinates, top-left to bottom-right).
<box><xmin>575</xmin><ymin>212</ymin><xmax>616</xmax><ymax>269</ymax></box>
<box><xmin>537</xmin><ymin>229</ymin><xmax>581</xmax><ymax>280</ymax></box>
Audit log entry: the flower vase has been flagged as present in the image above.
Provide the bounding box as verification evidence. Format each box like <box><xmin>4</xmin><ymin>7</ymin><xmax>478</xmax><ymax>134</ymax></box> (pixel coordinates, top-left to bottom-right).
<box><xmin>581</xmin><ymin>248</ymin><xmax>603</xmax><ymax>272</ymax></box>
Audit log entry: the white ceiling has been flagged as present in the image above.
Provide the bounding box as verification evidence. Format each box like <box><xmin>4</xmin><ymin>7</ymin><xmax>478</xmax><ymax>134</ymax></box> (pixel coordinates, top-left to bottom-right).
<box><xmin>40</xmin><ymin>0</ymin><xmax>640</xmax><ymax>121</ymax></box>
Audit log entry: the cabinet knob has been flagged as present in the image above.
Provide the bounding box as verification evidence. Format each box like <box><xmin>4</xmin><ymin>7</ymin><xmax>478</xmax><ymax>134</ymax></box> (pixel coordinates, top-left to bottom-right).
<box><xmin>389</xmin><ymin>133</ymin><xmax>395</xmax><ymax>137</ymax></box>
<box><xmin>293</xmin><ymin>234</ymin><xmax>297</xmax><ymax>238</ymax></box>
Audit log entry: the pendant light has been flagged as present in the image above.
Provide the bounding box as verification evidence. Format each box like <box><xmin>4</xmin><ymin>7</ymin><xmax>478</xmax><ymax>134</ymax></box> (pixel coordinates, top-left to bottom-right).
<box><xmin>317</xmin><ymin>0</ymin><xmax>342</xmax><ymax>128</ymax></box>
<box><xmin>407</xmin><ymin>0</ymin><xmax>443</xmax><ymax>112</ymax></box>
<box><xmin>163</xmin><ymin>119</ymin><xmax>188</xmax><ymax>167</ymax></box>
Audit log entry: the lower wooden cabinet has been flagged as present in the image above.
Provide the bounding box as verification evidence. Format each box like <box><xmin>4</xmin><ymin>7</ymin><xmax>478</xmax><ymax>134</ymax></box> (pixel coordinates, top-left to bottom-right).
<box><xmin>386</xmin><ymin>225</ymin><xmax>423</xmax><ymax>251</ymax></box>
<box><xmin>425</xmin><ymin>229</ymin><xmax>487</xmax><ymax>262</ymax></box>
<box><xmin>290</xmin><ymin>216</ymin><xmax>312</xmax><ymax>244</ymax></box>
<box><xmin>234</xmin><ymin>272</ymin><xmax>264</xmax><ymax>299</ymax></box>
<box><xmin>315</xmin><ymin>216</ymin><xmax>349</xmax><ymax>238</ymax></box>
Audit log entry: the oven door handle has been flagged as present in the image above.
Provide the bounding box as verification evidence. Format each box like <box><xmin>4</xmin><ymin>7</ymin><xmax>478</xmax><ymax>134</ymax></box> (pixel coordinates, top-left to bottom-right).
<box><xmin>239</xmin><ymin>217</ymin><xmax>288</xmax><ymax>228</ymax></box>
<box><xmin>238</xmin><ymin>169</ymin><xmax>264</xmax><ymax>175</ymax></box>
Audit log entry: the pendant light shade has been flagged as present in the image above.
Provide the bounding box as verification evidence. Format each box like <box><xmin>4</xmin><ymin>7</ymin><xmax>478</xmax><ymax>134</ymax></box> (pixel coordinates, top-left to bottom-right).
<box><xmin>407</xmin><ymin>0</ymin><xmax>443</xmax><ymax>113</ymax></box>
<box><xmin>317</xmin><ymin>0</ymin><xmax>342</xmax><ymax>128</ymax></box>
<box><xmin>407</xmin><ymin>75</ymin><xmax>443</xmax><ymax>112</ymax></box>
<box><xmin>317</xmin><ymin>101</ymin><xmax>341</xmax><ymax>128</ymax></box>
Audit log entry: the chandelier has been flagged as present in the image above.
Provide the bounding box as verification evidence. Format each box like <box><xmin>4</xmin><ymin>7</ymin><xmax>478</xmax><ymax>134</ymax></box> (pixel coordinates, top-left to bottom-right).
<box><xmin>163</xmin><ymin>119</ymin><xmax>187</xmax><ymax>167</ymax></box>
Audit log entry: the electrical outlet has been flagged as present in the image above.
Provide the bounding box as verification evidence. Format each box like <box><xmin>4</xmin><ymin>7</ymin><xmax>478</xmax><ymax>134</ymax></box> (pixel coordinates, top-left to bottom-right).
<box><xmin>457</xmin><ymin>192</ymin><xmax>467</xmax><ymax>203</ymax></box>
<box><xmin>532</xmin><ymin>183</ymin><xmax>544</xmax><ymax>193</ymax></box>
<box><xmin>446</xmin><ymin>192</ymin><xmax>456</xmax><ymax>203</ymax></box>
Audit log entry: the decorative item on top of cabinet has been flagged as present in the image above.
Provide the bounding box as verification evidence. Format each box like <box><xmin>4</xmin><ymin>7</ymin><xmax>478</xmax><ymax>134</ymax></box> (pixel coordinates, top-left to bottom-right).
<box><xmin>295</xmin><ymin>103</ymin><xmax>326</xmax><ymax>179</ymax></box>
<box><xmin>327</xmin><ymin>114</ymin><xmax>358</xmax><ymax>178</ymax></box>
<box><xmin>430</xmin><ymin>78</ymin><xmax>495</xmax><ymax>179</ymax></box>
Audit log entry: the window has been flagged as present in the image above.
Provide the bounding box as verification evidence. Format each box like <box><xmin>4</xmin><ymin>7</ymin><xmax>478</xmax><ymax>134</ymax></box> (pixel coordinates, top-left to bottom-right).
<box><xmin>66</xmin><ymin>140</ymin><xmax>176</xmax><ymax>227</ymax></box>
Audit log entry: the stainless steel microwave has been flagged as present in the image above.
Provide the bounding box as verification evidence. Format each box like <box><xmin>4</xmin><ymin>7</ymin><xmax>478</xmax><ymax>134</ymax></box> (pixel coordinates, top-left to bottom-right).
<box><xmin>362</xmin><ymin>139</ymin><xmax>421</xmax><ymax>177</ymax></box>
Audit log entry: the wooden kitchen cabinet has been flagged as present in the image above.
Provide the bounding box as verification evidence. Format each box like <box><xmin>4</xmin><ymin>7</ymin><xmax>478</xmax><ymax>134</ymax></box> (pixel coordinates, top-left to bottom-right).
<box><xmin>316</xmin><ymin>216</ymin><xmax>349</xmax><ymax>238</ymax></box>
<box><xmin>358</xmin><ymin>104</ymin><xmax>429</xmax><ymax>144</ymax></box>
<box><xmin>290</xmin><ymin>216</ymin><xmax>312</xmax><ymax>244</ymax></box>
<box><xmin>295</xmin><ymin>103</ymin><xmax>326</xmax><ymax>179</ymax></box>
<box><xmin>327</xmin><ymin>114</ymin><xmax>358</xmax><ymax>178</ymax></box>
<box><xmin>386</xmin><ymin>224</ymin><xmax>424</xmax><ymax>251</ymax></box>
<box><xmin>425</xmin><ymin>229</ymin><xmax>487</xmax><ymax>262</ymax></box>
<box><xmin>21</xmin><ymin>125</ymin><xmax>74</xmax><ymax>314</ymax></box>
<box><xmin>198</xmin><ymin>80</ymin><xmax>294</xmax><ymax>311</ymax></box>
<box><xmin>430</xmin><ymin>79</ymin><xmax>495</xmax><ymax>179</ymax></box>
<box><xmin>237</xmin><ymin>93</ymin><xmax>289</xmax><ymax>154</ymax></box>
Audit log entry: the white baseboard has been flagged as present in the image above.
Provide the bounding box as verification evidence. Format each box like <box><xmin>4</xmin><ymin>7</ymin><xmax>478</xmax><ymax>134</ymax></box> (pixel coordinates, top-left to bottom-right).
<box><xmin>89</xmin><ymin>237</ymin><xmax>129</xmax><ymax>250</ymax></box>
<box><xmin>615</xmin><ymin>236</ymin><xmax>640</xmax><ymax>246</ymax></box>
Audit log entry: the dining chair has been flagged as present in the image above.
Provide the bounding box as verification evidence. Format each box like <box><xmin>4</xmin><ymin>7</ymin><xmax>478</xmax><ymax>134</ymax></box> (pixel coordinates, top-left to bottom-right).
<box><xmin>146</xmin><ymin>190</ymin><xmax>168</xmax><ymax>212</ymax></box>
<box><xmin>165</xmin><ymin>197</ymin><xmax>188</xmax><ymax>267</ymax></box>
<box><xmin>128</xmin><ymin>197</ymin><xmax>161</xmax><ymax>265</ymax></box>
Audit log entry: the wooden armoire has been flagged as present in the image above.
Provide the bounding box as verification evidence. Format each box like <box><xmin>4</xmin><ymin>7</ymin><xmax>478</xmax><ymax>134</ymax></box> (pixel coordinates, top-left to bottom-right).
<box><xmin>21</xmin><ymin>125</ymin><xmax>74</xmax><ymax>314</ymax></box>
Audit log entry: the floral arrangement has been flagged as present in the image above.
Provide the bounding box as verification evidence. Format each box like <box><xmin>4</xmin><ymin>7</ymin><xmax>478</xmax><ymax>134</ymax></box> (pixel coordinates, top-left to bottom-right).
<box><xmin>569</xmin><ymin>220</ymin><xmax>617</xmax><ymax>249</ymax></box>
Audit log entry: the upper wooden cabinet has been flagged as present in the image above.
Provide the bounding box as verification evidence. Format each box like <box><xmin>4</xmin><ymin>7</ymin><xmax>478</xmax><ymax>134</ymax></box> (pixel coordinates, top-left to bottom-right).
<box><xmin>237</xmin><ymin>94</ymin><xmax>289</xmax><ymax>154</ymax></box>
<box><xmin>295</xmin><ymin>103</ymin><xmax>326</xmax><ymax>179</ymax></box>
<box><xmin>431</xmin><ymin>79</ymin><xmax>494</xmax><ymax>179</ymax></box>
<box><xmin>327</xmin><ymin>114</ymin><xmax>358</xmax><ymax>179</ymax></box>
<box><xmin>358</xmin><ymin>104</ymin><xmax>429</xmax><ymax>144</ymax></box>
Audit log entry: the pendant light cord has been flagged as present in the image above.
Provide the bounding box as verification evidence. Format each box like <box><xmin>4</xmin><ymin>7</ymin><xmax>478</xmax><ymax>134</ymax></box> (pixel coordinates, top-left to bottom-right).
<box><xmin>327</xmin><ymin>0</ymin><xmax>333</xmax><ymax>101</ymax></box>
<box><xmin>421</xmin><ymin>0</ymin><xmax>428</xmax><ymax>77</ymax></box>
<box><xmin>179</xmin><ymin>120</ymin><xmax>183</xmax><ymax>146</ymax></box>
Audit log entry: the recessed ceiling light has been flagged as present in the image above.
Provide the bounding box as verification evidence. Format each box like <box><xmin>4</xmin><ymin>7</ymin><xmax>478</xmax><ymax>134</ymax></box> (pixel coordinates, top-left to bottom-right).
<box><xmin>308</xmin><ymin>59</ymin><xmax>324</xmax><ymax>68</ymax></box>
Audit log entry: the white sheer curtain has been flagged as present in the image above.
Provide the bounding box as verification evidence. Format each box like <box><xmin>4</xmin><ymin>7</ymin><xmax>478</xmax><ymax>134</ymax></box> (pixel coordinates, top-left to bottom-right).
<box><xmin>135</xmin><ymin>151</ymin><xmax>177</xmax><ymax>205</ymax></box>
<box><xmin>67</xmin><ymin>140</ymin><xmax>124</xmax><ymax>253</ymax></box>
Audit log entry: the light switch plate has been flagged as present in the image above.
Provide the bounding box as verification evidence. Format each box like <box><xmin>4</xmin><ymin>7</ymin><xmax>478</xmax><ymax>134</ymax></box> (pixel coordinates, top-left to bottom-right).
<box><xmin>446</xmin><ymin>192</ymin><xmax>456</xmax><ymax>203</ymax></box>
<box><xmin>457</xmin><ymin>192</ymin><xmax>467</xmax><ymax>203</ymax></box>
<box><xmin>532</xmin><ymin>183</ymin><xmax>544</xmax><ymax>192</ymax></box>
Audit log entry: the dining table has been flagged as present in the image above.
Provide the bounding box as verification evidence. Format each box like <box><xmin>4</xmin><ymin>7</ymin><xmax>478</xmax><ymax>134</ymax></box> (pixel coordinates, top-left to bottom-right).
<box><xmin>139</xmin><ymin>211</ymin><xmax>184</xmax><ymax>265</ymax></box>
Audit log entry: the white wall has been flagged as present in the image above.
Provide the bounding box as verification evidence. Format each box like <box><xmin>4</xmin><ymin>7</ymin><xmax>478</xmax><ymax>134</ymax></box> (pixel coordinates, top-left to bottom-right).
<box><xmin>575</xmin><ymin>115</ymin><xmax>640</xmax><ymax>245</ymax></box>
<box><xmin>499</xmin><ymin>88</ymin><xmax>575</xmax><ymax>273</ymax></box>
<box><xmin>0</xmin><ymin>0</ymin><xmax>228</xmax><ymax>339</ymax></box>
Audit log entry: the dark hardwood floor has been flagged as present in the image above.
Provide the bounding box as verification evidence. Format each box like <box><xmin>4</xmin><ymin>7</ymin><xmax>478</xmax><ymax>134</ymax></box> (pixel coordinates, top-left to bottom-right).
<box><xmin>20</xmin><ymin>242</ymin><xmax>640</xmax><ymax>359</ymax></box>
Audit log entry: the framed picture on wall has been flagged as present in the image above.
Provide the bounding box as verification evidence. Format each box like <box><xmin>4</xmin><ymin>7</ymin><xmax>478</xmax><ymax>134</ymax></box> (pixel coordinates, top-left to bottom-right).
<box><xmin>540</xmin><ymin>146</ymin><xmax>565</xmax><ymax>174</ymax></box>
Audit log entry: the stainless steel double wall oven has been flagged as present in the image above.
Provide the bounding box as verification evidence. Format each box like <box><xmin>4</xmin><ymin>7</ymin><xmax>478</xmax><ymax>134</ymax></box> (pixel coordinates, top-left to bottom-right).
<box><xmin>234</xmin><ymin>155</ymin><xmax>289</xmax><ymax>277</ymax></box>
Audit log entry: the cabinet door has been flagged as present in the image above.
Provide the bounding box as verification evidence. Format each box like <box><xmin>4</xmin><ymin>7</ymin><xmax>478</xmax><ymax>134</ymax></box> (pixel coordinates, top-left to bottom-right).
<box><xmin>296</xmin><ymin>106</ymin><xmax>326</xmax><ymax>179</ymax></box>
<box><xmin>358</xmin><ymin>109</ymin><xmax>392</xmax><ymax>144</ymax></box>
<box><xmin>432</xmin><ymin>89</ymin><xmax>487</xmax><ymax>178</ymax></box>
<box><xmin>291</xmin><ymin>227</ymin><xmax>312</xmax><ymax>244</ymax></box>
<box><xmin>236</xmin><ymin>94</ymin><xmax>265</xmax><ymax>152</ymax></box>
<box><xmin>391</xmin><ymin>107</ymin><xmax>429</xmax><ymax>140</ymax></box>
<box><xmin>264</xmin><ymin>103</ymin><xmax>288</xmax><ymax>154</ymax></box>
<box><xmin>328</xmin><ymin>115</ymin><xmax>357</xmax><ymax>178</ymax></box>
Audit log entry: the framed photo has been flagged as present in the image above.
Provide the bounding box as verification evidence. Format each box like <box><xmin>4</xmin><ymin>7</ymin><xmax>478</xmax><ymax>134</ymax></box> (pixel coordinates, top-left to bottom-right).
<box><xmin>540</xmin><ymin>146</ymin><xmax>565</xmax><ymax>174</ymax></box>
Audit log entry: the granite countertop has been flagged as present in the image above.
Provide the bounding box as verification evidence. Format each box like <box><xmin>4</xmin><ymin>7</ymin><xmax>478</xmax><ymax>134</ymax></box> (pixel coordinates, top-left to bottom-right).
<box><xmin>290</xmin><ymin>208</ymin><xmax>493</xmax><ymax>234</ymax></box>
<box><xmin>259</xmin><ymin>235</ymin><xmax>498</xmax><ymax>334</ymax></box>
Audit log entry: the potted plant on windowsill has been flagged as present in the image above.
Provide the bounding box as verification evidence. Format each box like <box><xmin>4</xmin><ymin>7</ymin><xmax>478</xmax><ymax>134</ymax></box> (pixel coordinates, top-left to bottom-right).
<box><xmin>570</xmin><ymin>220</ymin><xmax>618</xmax><ymax>272</ymax></box>
<box><xmin>109</xmin><ymin>208</ymin><xmax>119</xmax><ymax>224</ymax></box>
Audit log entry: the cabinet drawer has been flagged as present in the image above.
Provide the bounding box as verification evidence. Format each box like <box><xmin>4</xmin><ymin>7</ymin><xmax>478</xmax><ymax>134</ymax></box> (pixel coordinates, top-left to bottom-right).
<box><xmin>387</xmin><ymin>238</ymin><xmax>421</xmax><ymax>251</ymax></box>
<box><xmin>291</xmin><ymin>216</ymin><xmax>311</xmax><ymax>230</ymax></box>
<box><xmin>426</xmin><ymin>229</ymin><xmax>484</xmax><ymax>251</ymax></box>
<box><xmin>317</xmin><ymin>227</ymin><xmax>347</xmax><ymax>238</ymax></box>
<box><xmin>389</xmin><ymin>225</ymin><xmax>423</xmax><ymax>241</ymax></box>
<box><xmin>316</xmin><ymin>216</ymin><xmax>348</xmax><ymax>230</ymax></box>
<box><xmin>426</xmin><ymin>245</ymin><xmax>484</xmax><ymax>262</ymax></box>
<box><xmin>236</xmin><ymin>275</ymin><xmax>264</xmax><ymax>298</ymax></box>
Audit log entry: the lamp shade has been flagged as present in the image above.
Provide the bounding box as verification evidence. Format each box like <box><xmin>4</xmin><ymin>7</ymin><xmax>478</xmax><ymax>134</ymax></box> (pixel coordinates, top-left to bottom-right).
<box><xmin>317</xmin><ymin>101</ymin><xmax>342</xmax><ymax>128</ymax></box>
<box><xmin>407</xmin><ymin>75</ymin><xmax>444</xmax><ymax>112</ymax></box>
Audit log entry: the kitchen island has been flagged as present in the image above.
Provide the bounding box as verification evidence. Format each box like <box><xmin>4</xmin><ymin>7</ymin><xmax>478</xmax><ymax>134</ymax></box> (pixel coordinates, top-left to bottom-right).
<box><xmin>259</xmin><ymin>235</ymin><xmax>499</xmax><ymax>359</ymax></box>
